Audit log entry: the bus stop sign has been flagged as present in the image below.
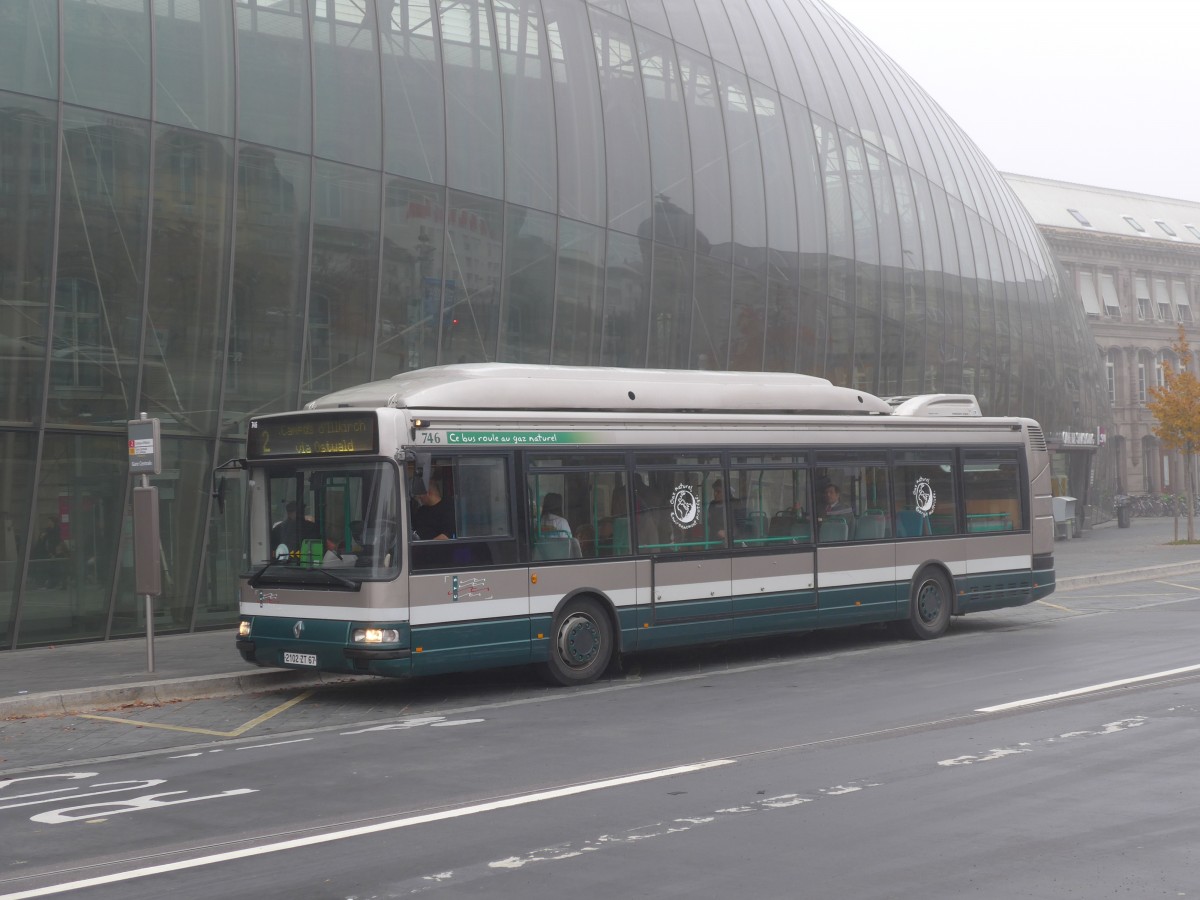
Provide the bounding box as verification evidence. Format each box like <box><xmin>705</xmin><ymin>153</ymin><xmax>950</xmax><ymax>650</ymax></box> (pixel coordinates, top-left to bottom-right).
<box><xmin>127</xmin><ymin>416</ymin><xmax>162</xmax><ymax>475</ymax></box>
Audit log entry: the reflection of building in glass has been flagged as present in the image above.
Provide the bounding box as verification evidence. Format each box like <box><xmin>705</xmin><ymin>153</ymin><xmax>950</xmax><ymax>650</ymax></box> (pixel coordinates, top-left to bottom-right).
<box><xmin>0</xmin><ymin>0</ymin><xmax>1106</xmax><ymax>649</ymax></box>
<box><xmin>1007</xmin><ymin>174</ymin><xmax>1200</xmax><ymax>504</ymax></box>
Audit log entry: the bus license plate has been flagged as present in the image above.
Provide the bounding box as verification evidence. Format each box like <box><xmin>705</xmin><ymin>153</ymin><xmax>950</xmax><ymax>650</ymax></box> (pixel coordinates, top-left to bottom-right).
<box><xmin>283</xmin><ymin>652</ymin><xmax>317</xmax><ymax>667</ymax></box>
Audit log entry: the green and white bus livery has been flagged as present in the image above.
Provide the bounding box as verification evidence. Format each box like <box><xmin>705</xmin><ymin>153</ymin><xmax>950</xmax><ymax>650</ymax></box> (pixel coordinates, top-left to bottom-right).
<box><xmin>233</xmin><ymin>364</ymin><xmax>1055</xmax><ymax>686</ymax></box>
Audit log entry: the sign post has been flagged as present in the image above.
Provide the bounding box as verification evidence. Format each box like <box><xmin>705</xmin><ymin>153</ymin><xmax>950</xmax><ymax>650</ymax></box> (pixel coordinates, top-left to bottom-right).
<box><xmin>128</xmin><ymin>414</ymin><xmax>162</xmax><ymax>672</ymax></box>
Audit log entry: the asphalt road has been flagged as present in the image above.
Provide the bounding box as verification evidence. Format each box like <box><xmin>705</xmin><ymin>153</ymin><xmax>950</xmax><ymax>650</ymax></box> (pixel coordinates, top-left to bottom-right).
<box><xmin>2</xmin><ymin>572</ymin><xmax>1199</xmax><ymax>899</ymax></box>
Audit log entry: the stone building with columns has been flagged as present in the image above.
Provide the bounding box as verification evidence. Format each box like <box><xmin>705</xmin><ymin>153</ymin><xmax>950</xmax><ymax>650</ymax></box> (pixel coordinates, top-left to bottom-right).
<box><xmin>1006</xmin><ymin>174</ymin><xmax>1200</xmax><ymax>498</ymax></box>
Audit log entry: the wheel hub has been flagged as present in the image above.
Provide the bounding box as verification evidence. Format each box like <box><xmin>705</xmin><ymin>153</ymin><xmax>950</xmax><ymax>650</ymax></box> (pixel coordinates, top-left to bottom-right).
<box><xmin>559</xmin><ymin>614</ymin><xmax>600</xmax><ymax>666</ymax></box>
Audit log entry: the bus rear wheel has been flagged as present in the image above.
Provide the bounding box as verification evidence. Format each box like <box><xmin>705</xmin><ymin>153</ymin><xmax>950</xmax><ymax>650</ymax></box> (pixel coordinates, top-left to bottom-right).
<box><xmin>537</xmin><ymin>597</ymin><xmax>613</xmax><ymax>686</ymax></box>
<box><xmin>900</xmin><ymin>568</ymin><xmax>952</xmax><ymax>640</ymax></box>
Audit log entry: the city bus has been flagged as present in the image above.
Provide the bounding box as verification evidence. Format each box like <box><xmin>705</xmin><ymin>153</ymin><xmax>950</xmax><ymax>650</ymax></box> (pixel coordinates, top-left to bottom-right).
<box><xmin>231</xmin><ymin>364</ymin><xmax>1056</xmax><ymax>686</ymax></box>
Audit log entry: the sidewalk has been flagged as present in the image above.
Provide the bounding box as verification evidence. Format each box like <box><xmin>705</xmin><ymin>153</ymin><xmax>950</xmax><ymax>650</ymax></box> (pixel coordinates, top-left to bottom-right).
<box><xmin>2</xmin><ymin>518</ymin><xmax>1198</xmax><ymax>720</ymax></box>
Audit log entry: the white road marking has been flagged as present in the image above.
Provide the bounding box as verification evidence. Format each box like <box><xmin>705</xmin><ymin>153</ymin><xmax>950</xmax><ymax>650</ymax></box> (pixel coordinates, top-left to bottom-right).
<box><xmin>976</xmin><ymin>663</ymin><xmax>1200</xmax><ymax>712</ymax></box>
<box><xmin>235</xmin><ymin>739</ymin><xmax>313</xmax><ymax>750</ymax></box>
<box><xmin>0</xmin><ymin>759</ymin><xmax>734</xmax><ymax>900</ymax></box>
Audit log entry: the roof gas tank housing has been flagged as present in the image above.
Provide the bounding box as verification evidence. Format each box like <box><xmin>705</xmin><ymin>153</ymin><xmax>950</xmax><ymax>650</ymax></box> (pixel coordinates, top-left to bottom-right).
<box><xmin>885</xmin><ymin>394</ymin><xmax>983</xmax><ymax>417</ymax></box>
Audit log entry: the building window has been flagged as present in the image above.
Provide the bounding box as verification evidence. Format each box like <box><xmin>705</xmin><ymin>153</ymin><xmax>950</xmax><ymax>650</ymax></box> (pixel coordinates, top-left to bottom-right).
<box><xmin>1077</xmin><ymin>268</ymin><xmax>1101</xmax><ymax>318</ymax></box>
<box><xmin>1106</xmin><ymin>360</ymin><xmax>1115</xmax><ymax>405</ymax></box>
<box><xmin>1172</xmin><ymin>281</ymin><xmax>1192</xmax><ymax>323</ymax></box>
<box><xmin>1067</xmin><ymin>208</ymin><xmax>1092</xmax><ymax>227</ymax></box>
<box><xmin>1135</xmin><ymin>275</ymin><xmax>1150</xmax><ymax>320</ymax></box>
<box><xmin>1123</xmin><ymin>215</ymin><xmax>1146</xmax><ymax>233</ymax></box>
<box><xmin>1100</xmin><ymin>272</ymin><xmax>1121</xmax><ymax>318</ymax></box>
<box><xmin>1155</xmin><ymin>219</ymin><xmax>1177</xmax><ymax>237</ymax></box>
<box><xmin>1186</xmin><ymin>224</ymin><xmax>1200</xmax><ymax>240</ymax></box>
<box><xmin>1154</xmin><ymin>277</ymin><xmax>1172</xmax><ymax>320</ymax></box>
<box><xmin>1137</xmin><ymin>363</ymin><xmax>1147</xmax><ymax>403</ymax></box>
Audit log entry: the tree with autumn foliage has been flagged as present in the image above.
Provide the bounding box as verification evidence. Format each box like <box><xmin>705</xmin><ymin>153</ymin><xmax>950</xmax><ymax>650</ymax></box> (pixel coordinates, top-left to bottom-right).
<box><xmin>1147</xmin><ymin>325</ymin><xmax>1200</xmax><ymax>542</ymax></box>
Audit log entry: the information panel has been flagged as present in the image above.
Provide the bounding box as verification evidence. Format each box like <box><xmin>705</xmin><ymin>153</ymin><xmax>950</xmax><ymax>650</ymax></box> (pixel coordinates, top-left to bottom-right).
<box><xmin>247</xmin><ymin>412</ymin><xmax>379</xmax><ymax>459</ymax></box>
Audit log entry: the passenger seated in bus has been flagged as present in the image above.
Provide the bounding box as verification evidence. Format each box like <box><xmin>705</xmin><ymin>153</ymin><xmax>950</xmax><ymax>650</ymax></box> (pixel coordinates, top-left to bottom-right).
<box><xmin>539</xmin><ymin>492</ymin><xmax>572</xmax><ymax>537</ymax></box>
<box><xmin>412</xmin><ymin>477</ymin><xmax>455</xmax><ymax>540</ymax></box>
<box><xmin>820</xmin><ymin>483</ymin><xmax>852</xmax><ymax>518</ymax></box>
<box><xmin>535</xmin><ymin>493</ymin><xmax>581</xmax><ymax>559</ymax></box>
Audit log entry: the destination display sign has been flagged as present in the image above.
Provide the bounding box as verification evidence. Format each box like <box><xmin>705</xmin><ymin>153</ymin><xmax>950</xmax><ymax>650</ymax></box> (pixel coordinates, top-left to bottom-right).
<box><xmin>247</xmin><ymin>412</ymin><xmax>379</xmax><ymax>458</ymax></box>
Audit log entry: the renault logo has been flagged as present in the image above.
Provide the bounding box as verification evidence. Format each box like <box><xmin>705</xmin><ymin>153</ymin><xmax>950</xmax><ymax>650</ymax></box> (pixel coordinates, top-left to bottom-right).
<box><xmin>293</xmin><ymin>620</ymin><xmax>304</xmax><ymax>639</ymax></box>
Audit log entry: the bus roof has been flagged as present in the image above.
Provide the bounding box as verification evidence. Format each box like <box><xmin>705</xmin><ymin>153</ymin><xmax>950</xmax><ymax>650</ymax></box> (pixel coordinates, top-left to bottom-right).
<box><xmin>305</xmin><ymin>363</ymin><xmax>898</xmax><ymax>416</ymax></box>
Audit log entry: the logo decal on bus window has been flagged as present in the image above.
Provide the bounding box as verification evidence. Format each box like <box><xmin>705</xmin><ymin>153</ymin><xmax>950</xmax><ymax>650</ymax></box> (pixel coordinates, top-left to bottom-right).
<box><xmin>913</xmin><ymin>477</ymin><xmax>937</xmax><ymax>516</ymax></box>
<box><xmin>670</xmin><ymin>484</ymin><xmax>700</xmax><ymax>529</ymax></box>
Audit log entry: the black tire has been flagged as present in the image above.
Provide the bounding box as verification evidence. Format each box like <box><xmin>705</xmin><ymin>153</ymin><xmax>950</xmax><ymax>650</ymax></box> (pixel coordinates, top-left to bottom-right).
<box><xmin>899</xmin><ymin>568</ymin><xmax>952</xmax><ymax>640</ymax></box>
<box><xmin>536</xmin><ymin>596</ymin><xmax>613</xmax><ymax>686</ymax></box>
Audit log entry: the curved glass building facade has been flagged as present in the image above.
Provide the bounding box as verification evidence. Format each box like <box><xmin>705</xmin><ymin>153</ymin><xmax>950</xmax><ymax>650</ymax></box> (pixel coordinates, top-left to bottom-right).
<box><xmin>0</xmin><ymin>0</ymin><xmax>1105</xmax><ymax>648</ymax></box>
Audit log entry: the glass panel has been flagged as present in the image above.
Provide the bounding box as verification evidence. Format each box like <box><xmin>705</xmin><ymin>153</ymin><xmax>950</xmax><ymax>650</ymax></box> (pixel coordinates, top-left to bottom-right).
<box><xmin>636</xmin><ymin>26</ymin><xmax>693</xmax><ymax>250</ymax></box>
<box><xmin>592</xmin><ymin>10</ymin><xmax>651</xmax><ymax>235</ymax></box>
<box><xmin>257</xmin><ymin>460</ymin><xmax>401</xmax><ymax>581</ymax></box>
<box><xmin>197</xmin><ymin>437</ymin><xmax>246</xmax><ymax>628</ymax></box>
<box><xmin>720</xmin><ymin>0</ymin><xmax>773</xmax><ymax>87</ymax></box>
<box><xmin>63</xmin><ymin>0</ymin><xmax>150</xmax><ymax>118</ymax></box>
<box><xmin>411</xmin><ymin>454</ymin><xmax>515</xmax><ymax>569</ymax></box>
<box><xmin>440</xmin><ymin>0</ymin><xmax>503</xmax><ymax>199</ymax></box>
<box><xmin>51</xmin><ymin>108</ymin><xmax>150</xmax><ymax>427</ymax></box>
<box><xmin>0</xmin><ymin>96</ymin><xmax>57</xmax><ymax>426</ymax></box>
<box><xmin>764</xmin><ymin>277</ymin><xmax>798</xmax><ymax>372</ymax></box>
<box><xmin>719</xmin><ymin>64</ymin><xmax>766</xmax><ymax>269</ymax></box>
<box><xmin>153</xmin><ymin>0</ymin><xmax>234</xmax><ymax>135</ymax></box>
<box><xmin>224</xmin><ymin>147</ymin><xmax>311</xmax><ymax>433</ymax></box>
<box><xmin>812</xmin><ymin>115</ymin><xmax>850</xmax><ymax>264</ymax></box>
<box><xmin>812</xmin><ymin>462</ymin><xmax>890</xmax><ymax>542</ymax></box>
<box><xmin>632</xmin><ymin>458</ymin><xmax>723</xmax><ymax>552</ymax></box>
<box><xmin>144</xmin><ymin>127</ymin><xmax>233</xmax><ymax>438</ymax></box>
<box><xmin>599</xmin><ymin>230</ymin><xmax>649</xmax><ymax>366</ymax></box>
<box><xmin>752</xmin><ymin>83</ymin><xmax>797</xmax><ymax>259</ymax></box>
<box><xmin>236</xmin><ymin>0</ymin><xmax>312</xmax><ymax>154</ymax></box>
<box><xmin>543</xmin><ymin>0</ymin><xmax>605</xmax><ymax>226</ymax></box>
<box><xmin>551</xmin><ymin>218</ymin><xmax>605</xmax><ymax>365</ymax></box>
<box><xmin>0</xmin><ymin>433</ymin><xmax>36</xmax><ymax>647</ymax></box>
<box><xmin>893</xmin><ymin>450</ymin><xmax>957</xmax><ymax>537</ymax></box>
<box><xmin>660</xmin><ymin>0</ymin><xmax>707</xmax><ymax>54</ymax></box>
<box><xmin>303</xmin><ymin>161</ymin><xmax>379</xmax><ymax>402</ymax></box>
<box><xmin>691</xmin><ymin>254</ymin><xmax>730</xmax><ymax>370</ymax></box>
<box><xmin>499</xmin><ymin>205</ymin><xmax>556</xmax><ymax>363</ymax></box>
<box><xmin>498</xmin><ymin>0</ymin><xmax>556</xmax><ymax>212</ymax></box>
<box><xmin>380</xmin><ymin>0</ymin><xmax>446</xmax><ymax>184</ymax></box>
<box><xmin>312</xmin><ymin>0</ymin><xmax>382</xmax><ymax>169</ymax></box>
<box><xmin>527</xmin><ymin>465</ymin><xmax>619</xmax><ymax>561</ymax></box>
<box><xmin>841</xmin><ymin>129</ymin><xmax>878</xmax><ymax>265</ymax></box>
<box><xmin>110</xmin><ymin>437</ymin><xmax>214</xmax><ymax>636</ymax></box>
<box><xmin>378</xmin><ymin>177</ymin><xmax>444</xmax><ymax>375</ymax></box>
<box><xmin>698</xmin><ymin>1</ymin><xmax>742</xmax><ymax>73</ymax></box>
<box><xmin>677</xmin><ymin>46</ymin><xmax>730</xmax><ymax>257</ymax></box>
<box><xmin>19</xmin><ymin>432</ymin><xmax>126</xmax><ymax>646</ymax></box>
<box><xmin>963</xmin><ymin>450</ymin><xmax>1022</xmax><ymax>532</ymax></box>
<box><xmin>647</xmin><ymin>241</ymin><xmax>692</xmax><ymax>369</ymax></box>
<box><xmin>626</xmin><ymin>0</ymin><xmax>669</xmax><ymax>35</ymax></box>
<box><xmin>736</xmin><ymin>463</ymin><xmax>811</xmax><ymax>545</ymax></box>
<box><xmin>0</xmin><ymin>1</ymin><xmax>57</xmax><ymax>99</ymax></box>
<box><xmin>782</xmin><ymin>98</ymin><xmax>825</xmax><ymax>262</ymax></box>
<box><xmin>728</xmin><ymin>265</ymin><xmax>764</xmax><ymax>371</ymax></box>
<box><xmin>441</xmin><ymin>190</ymin><xmax>503</xmax><ymax>363</ymax></box>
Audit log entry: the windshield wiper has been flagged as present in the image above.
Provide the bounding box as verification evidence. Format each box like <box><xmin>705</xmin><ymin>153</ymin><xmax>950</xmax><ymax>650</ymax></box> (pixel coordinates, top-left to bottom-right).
<box><xmin>248</xmin><ymin>560</ymin><xmax>358</xmax><ymax>590</ymax></box>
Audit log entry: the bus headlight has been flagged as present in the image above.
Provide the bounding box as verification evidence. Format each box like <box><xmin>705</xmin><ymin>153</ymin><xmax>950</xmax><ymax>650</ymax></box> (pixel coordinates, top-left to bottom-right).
<box><xmin>352</xmin><ymin>627</ymin><xmax>400</xmax><ymax>644</ymax></box>
<box><xmin>238</xmin><ymin>620</ymin><xmax>252</xmax><ymax>638</ymax></box>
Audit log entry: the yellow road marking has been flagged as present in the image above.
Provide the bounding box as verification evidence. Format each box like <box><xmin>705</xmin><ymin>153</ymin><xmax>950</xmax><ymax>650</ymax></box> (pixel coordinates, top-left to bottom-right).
<box><xmin>80</xmin><ymin>690</ymin><xmax>315</xmax><ymax>737</ymax></box>
<box><xmin>1156</xmin><ymin>580</ymin><xmax>1200</xmax><ymax>592</ymax></box>
<box><xmin>1036</xmin><ymin>599</ymin><xmax>1075</xmax><ymax>612</ymax></box>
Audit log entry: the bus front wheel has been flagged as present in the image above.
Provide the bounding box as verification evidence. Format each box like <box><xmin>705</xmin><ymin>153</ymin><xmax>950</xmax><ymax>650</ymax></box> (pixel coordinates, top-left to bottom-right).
<box><xmin>900</xmin><ymin>568</ymin><xmax>952</xmax><ymax>640</ymax></box>
<box><xmin>537</xmin><ymin>597</ymin><xmax>613</xmax><ymax>686</ymax></box>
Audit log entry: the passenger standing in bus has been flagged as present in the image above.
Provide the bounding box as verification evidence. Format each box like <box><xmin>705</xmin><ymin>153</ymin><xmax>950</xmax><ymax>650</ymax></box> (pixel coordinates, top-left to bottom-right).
<box><xmin>413</xmin><ymin>478</ymin><xmax>455</xmax><ymax>540</ymax></box>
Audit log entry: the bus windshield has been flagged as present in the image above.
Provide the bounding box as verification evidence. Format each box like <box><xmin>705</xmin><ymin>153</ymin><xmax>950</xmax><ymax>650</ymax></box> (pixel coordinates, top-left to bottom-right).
<box><xmin>251</xmin><ymin>460</ymin><xmax>400</xmax><ymax>581</ymax></box>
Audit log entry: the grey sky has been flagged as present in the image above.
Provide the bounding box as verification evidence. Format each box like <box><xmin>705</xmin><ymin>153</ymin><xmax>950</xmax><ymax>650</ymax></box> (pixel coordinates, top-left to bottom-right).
<box><xmin>821</xmin><ymin>0</ymin><xmax>1200</xmax><ymax>203</ymax></box>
